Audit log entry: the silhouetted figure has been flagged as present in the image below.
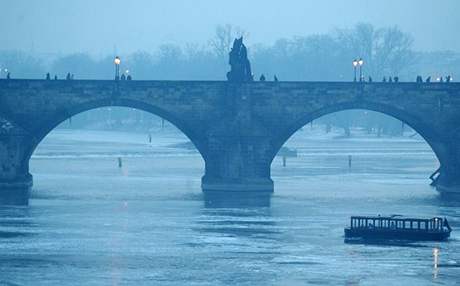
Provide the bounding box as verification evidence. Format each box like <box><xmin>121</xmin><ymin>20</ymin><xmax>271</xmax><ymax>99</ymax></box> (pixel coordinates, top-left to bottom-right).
<box><xmin>426</xmin><ymin>76</ymin><xmax>431</xmax><ymax>83</ymax></box>
<box><xmin>127</xmin><ymin>75</ymin><xmax>132</xmax><ymax>81</ymax></box>
<box><xmin>54</xmin><ymin>75</ymin><xmax>58</xmax><ymax>80</ymax></box>
<box><xmin>394</xmin><ymin>76</ymin><xmax>399</xmax><ymax>83</ymax></box>
<box><xmin>46</xmin><ymin>73</ymin><xmax>51</xmax><ymax>80</ymax></box>
<box><xmin>6</xmin><ymin>72</ymin><xmax>10</xmax><ymax>79</ymax></box>
<box><xmin>226</xmin><ymin>37</ymin><xmax>254</xmax><ymax>82</ymax></box>
<box><xmin>439</xmin><ymin>77</ymin><xmax>444</xmax><ymax>83</ymax></box>
<box><xmin>368</xmin><ymin>76</ymin><xmax>373</xmax><ymax>83</ymax></box>
<box><xmin>66</xmin><ymin>73</ymin><xmax>71</xmax><ymax>80</ymax></box>
<box><xmin>274</xmin><ymin>75</ymin><xmax>278</xmax><ymax>82</ymax></box>
<box><xmin>446</xmin><ymin>75</ymin><xmax>452</xmax><ymax>83</ymax></box>
<box><xmin>259</xmin><ymin>74</ymin><xmax>266</xmax><ymax>81</ymax></box>
<box><xmin>389</xmin><ymin>77</ymin><xmax>393</xmax><ymax>83</ymax></box>
<box><xmin>416</xmin><ymin>76</ymin><xmax>423</xmax><ymax>83</ymax></box>
<box><xmin>383</xmin><ymin>77</ymin><xmax>387</xmax><ymax>82</ymax></box>
<box><xmin>121</xmin><ymin>74</ymin><xmax>126</xmax><ymax>80</ymax></box>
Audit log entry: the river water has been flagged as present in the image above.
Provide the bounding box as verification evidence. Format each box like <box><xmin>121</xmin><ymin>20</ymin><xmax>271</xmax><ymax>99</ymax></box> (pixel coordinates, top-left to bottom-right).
<box><xmin>1</xmin><ymin>127</ymin><xmax>459</xmax><ymax>285</ymax></box>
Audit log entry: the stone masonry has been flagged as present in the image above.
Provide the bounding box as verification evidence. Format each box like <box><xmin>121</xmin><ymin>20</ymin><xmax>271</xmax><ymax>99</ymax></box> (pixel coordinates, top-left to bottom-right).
<box><xmin>1</xmin><ymin>79</ymin><xmax>459</xmax><ymax>204</ymax></box>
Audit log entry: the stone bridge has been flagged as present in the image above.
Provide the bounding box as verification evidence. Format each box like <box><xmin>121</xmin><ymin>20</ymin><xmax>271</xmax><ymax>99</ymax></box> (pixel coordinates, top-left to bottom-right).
<box><xmin>1</xmin><ymin>79</ymin><xmax>460</xmax><ymax>204</ymax></box>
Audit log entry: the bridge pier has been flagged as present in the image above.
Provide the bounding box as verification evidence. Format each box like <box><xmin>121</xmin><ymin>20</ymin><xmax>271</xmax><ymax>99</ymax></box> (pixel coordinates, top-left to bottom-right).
<box><xmin>0</xmin><ymin>127</ymin><xmax>33</xmax><ymax>205</ymax></box>
<box><xmin>430</xmin><ymin>139</ymin><xmax>460</xmax><ymax>196</ymax></box>
<box><xmin>436</xmin><ymin>170</ymin><xmax>460</xmax><ymax>196</ymax></box>
<box><xmin>436</xmin><ymin>150</ymin><xmax>460</xmax><ymax>196</ymax></box>
<box><xmin>0</xmin><ymin>174</ymin><xmax>32</xmax><ymax>205</ymax></box>
<box><xmin>201</xmin><ymin>84</ymin><xmax>275</xmax><ymax>194</ymax></box>
<box><xmin>201</xmin><ymin>135</ymin><xmax>274</xmax><ymax>193</ymax></box>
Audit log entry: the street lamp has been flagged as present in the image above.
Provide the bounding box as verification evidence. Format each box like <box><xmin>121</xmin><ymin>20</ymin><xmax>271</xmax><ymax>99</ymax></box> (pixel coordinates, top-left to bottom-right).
<box><xmin>114</xmin><ymin>56</ymin><xmax>121</xmax><ymax>80</ymax></box>
<box><xmin>352</xmin><ymin>59</ymin><xmax>359</xmax><ymax>82</ymax></box>
<box><xmin>358</xmin><ymin>58</ymin><xmax>364</xmax><ymax>82</ymax></box>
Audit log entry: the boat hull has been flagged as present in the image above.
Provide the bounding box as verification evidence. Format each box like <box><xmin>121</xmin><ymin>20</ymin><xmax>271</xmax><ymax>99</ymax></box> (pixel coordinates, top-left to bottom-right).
<box><xmin>344</xmin><ymin>228</ymin><xmax>450</xmax><ymax>242</ymax></box>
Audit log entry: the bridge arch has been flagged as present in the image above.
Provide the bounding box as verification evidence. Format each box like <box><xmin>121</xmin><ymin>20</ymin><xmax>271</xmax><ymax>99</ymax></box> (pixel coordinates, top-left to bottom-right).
<box><xmin>22</xmin><ymin>98</ymin><xmax>208</xmax><ymax>174</ymax></box>
<box><xmin>270</xmin><ymin>100</ymin><xmax>446</xmax><ymax>169</ymax></box>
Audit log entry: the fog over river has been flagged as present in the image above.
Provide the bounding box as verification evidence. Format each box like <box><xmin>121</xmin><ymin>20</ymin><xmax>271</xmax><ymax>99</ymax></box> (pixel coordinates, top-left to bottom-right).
<box><xmin>1</xmin><ymin>127</ymin><xmax>459</xmax><ymax>285</ymax></box>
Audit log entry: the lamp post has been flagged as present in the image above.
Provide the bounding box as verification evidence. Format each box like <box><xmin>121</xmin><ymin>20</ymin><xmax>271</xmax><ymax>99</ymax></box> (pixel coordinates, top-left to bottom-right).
<box><xmin>358</xmin><ymin>58</ymin><xmax>364</xmax><ymax>82</ymax></box>
<box><xmin>114</xmin><ymin>56</ymin><xmax>121</xmax><ymax>80</ymax></box>
<box><xmin>352</xmin><ymin>59</ymin><xmax>359</xmax><ymax>82</ymax></box>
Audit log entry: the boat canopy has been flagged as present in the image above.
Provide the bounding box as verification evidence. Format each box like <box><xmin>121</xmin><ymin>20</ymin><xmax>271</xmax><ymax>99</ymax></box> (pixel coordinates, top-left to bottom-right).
<box><xmin>349</xmin><ymin>216</ymin><xmax>450</xmax><ymax>232</ymax></box>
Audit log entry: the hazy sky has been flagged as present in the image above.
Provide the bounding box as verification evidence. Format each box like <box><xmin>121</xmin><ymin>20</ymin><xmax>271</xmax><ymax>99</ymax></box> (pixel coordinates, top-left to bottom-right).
<box><xmin>1</xmin><ymin>0</ymin><xmax>459</xmax><ymax>57</ymax></box>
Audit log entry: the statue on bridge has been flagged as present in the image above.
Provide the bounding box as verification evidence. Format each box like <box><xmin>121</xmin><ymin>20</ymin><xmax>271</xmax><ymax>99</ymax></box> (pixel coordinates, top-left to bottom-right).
<box><xmin>226</xmin><ymin>37</ymin><xmax>254</xmax><ymax>82</ymax></box>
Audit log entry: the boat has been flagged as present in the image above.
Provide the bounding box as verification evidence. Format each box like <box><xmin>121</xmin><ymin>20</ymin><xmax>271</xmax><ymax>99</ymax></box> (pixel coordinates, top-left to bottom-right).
<box><xmin>344</xmin><ymin>215</ymin><xmax>452</xmax><ymax>242</ymax></box>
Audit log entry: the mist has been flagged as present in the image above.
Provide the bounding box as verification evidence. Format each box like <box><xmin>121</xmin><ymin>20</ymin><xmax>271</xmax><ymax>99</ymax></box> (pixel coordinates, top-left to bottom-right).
<box><xmin>1</xmin><ymin>2</ymin><xmax>460</xmax><ymax>285</ymax></box>
<box><xmin>2</xmin><ymin>0</ymin><xmax>460</xmax><ymax>56</ymax></box>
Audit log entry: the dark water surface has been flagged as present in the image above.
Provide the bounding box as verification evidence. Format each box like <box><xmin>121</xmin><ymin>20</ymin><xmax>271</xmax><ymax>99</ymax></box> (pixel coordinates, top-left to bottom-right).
<box><xmin>1</xmin><ymin>129</ymin><xmax>459</xmax><ymax>285</ymax></box>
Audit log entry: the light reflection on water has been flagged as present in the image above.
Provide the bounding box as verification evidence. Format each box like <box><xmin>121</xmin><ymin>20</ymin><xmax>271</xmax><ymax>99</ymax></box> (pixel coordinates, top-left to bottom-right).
<box><xmin>0</xmin><ymin>129</ymin><xmax>459</xmax><ymax>285</ymax></box>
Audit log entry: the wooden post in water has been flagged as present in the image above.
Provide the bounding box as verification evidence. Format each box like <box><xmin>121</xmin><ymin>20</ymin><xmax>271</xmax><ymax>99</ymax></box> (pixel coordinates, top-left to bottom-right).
<box><xmin>433</xmin><ymin>248</ymin><xmax>440</xmax><ymax>268</ymax></box>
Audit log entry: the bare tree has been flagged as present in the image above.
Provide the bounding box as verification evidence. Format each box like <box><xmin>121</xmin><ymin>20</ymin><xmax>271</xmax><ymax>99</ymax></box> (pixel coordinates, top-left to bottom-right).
<box><xmin>336</xmin><ymin>23</ymin><xmax>414</xmax><ymax>79</ymax></box>
<box><xmin>210</xmin><ymin>24</ymin><xmax>249</xmax><ymax>60</ymax></box>
<box><xmin>374</xmin><ymin>26</ymin><xmax>414</xmax><ymax>76</ymax></box>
